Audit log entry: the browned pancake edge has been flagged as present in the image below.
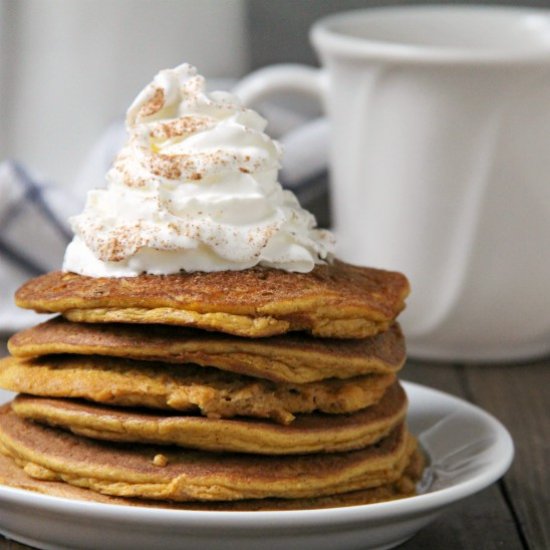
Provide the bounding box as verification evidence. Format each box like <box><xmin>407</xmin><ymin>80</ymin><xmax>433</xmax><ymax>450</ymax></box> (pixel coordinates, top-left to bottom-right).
<box><xmin>0</xmin><ymin>404</ymin><xmax>417</xmax><ymax>501</ymax></box>
<box><xmin>14</xmin><ymin>261</ymin><xmax>410</xmax><ymax>338</ymax></box>
<box><xmin>10</xmin><ymin>382</ymin><xmax>407</xmax><ymax>454</ymax></box>
<box><xmin>8</xmin><ymin>318</ymin><xmax>406</xmax><ymax>383</ymax></box>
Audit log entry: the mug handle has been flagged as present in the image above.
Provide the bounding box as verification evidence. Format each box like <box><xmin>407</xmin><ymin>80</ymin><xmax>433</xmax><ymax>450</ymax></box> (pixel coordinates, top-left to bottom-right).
<box><xmin>233</xmin><ymin>64</ymin><xmax>329</xmax><ymax>190</ymax></box>
<box><xmin>232</xmin><ymin>64</ymin><xmax>325</xmax><ymax>106</ymax></box>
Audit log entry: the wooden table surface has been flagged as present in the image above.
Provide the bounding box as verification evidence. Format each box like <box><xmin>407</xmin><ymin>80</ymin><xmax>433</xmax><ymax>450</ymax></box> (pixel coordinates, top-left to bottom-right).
<box><xmin>0</xmin><ymin>337</ymin><xmax>548</xmax><ymax>550</ymax></box>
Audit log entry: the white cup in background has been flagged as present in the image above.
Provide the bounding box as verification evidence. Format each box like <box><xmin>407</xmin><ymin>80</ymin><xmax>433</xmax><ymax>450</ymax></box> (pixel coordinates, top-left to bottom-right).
<box><xmin>234</xmin><ymin>6</ymin><xmax>550</xmax><ymax>362</ymax></box>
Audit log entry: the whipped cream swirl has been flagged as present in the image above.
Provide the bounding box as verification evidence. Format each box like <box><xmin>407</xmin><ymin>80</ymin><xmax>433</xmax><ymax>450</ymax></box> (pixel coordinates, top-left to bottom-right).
<box><xmin>63</xmin><ymin>64</ymin><xmax>334</xmax><ymax>276</ymax></box>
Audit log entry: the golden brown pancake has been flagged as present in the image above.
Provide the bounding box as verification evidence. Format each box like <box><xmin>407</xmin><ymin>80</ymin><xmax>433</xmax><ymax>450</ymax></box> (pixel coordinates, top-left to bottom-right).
<box><xmin>8</xmin><ymin>318</ymin><xmax>406</xmax><ymax>383</ymax></box>
<box><xmin>0</xmin><ymin>446</ymin><xmax>424</xmax><ymax>510</ymax></box>
<box><xmin>0</xmin><ymin>355</ymin><xmax>396</xmax><ymax>424</ymax></box>
<box><xmin>14</xmin><ymin>261</ymin><xmax>410</xmax><ymax>338</ymax></box>
<box><xmin>10</xmin><ymin>382</ymin><xmax>407</xmax><ymax>455</ymax></box>
<box><xmin>0</xmin><ymin>404</ymin><xmax>416</xmax><ymax>501</ymax></box>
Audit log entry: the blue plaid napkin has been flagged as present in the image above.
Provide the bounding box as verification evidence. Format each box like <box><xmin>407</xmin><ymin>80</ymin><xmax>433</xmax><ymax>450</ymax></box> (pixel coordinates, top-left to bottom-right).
<box><xmin>0</xmin><ymin>162</ymin><xmax>78</xmax><ymax>333</ymax></box>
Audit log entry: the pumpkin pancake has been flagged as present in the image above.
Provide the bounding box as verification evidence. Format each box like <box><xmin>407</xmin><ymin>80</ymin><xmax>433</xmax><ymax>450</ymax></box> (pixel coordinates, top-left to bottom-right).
<box><xmin>0</xmin><ymin>445</ymin><xmax>424</xmax><ymax>510</ymax></box>
<box><xmin>10</xmin><ymin>382</ymin><xmax>407</xmax><ymax>455</ymax></box>
<box><xmin>0</xmin><ymin>404</ymin><xmax>416</xmax><ymax>501</ymax></box>
<box><xmin>8</xmin><ymin>318</ymin><xmax>406</xmax><ymax>383</ymax></box>
<box><xmin>14</xmin><ymin>261</ymin><xmax>410</xmax><ymax>338</ymax></box>
<box><xmin>0</xmin><ymin>355</ymin><xmax>396</xmax><ymax>424</ymax></box>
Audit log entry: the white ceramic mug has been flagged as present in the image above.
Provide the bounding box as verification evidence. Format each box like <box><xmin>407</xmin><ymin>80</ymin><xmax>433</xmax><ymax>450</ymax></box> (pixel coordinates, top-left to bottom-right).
<box><xmin>234</xmin><ymin>5</ymin><xmax>550</xmax><ymax>361</ymax></box>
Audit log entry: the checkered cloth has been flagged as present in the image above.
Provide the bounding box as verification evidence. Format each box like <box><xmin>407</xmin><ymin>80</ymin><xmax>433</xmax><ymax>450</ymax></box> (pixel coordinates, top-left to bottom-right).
<box><xmin>0</xmin><ymin>162</ymin><xmax>80</xmax><ymax>333</ymax></box>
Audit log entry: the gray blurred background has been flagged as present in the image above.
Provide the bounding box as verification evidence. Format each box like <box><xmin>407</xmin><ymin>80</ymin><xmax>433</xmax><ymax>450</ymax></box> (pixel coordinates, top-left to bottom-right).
<box><xmin>247</xmin><ymin>0</ymin><xmax>550</xmax><ymax>68</ymax></box>
<box><xmin>1</xmin><ymin>0</ymin><xmax>549</xmax><ymax>195</ymax></box>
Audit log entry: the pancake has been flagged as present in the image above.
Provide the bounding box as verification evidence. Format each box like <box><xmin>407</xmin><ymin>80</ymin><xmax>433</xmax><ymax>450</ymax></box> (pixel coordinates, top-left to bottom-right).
<box><xmin>0</xmin><ymin>446</ymin><xmax>424</xmax><ymax>510</ymax></box>
<box><xmin>0</xmin><ymin>355</ymin><xmax>396</xmax><ymax>424</ymax></box>
<box><xmin>8</xmin><ymin>318</ymin><xmax>406</xmax><ymax>383</ymax></box>
<box><xmin>14</xmin><ymin>261</ymin><xmax>410</xmax><ymax>338</ymax></box>
<box><xmin>0</xmin><ymin>404</ymin><xmax>416</xmax><ymax>501</ymax></box>
<box><xmin>10</xmin><ymin>382</ymin><xmax>407</xmax><ymax>454</ymax></box>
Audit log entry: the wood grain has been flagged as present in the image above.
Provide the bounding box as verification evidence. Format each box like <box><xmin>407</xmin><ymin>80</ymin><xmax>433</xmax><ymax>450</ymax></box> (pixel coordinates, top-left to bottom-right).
<box><xmin>0</xmin><ymin>339</ymin><xmax>7</xmax><ymax>359</ymax></box>
<box><xmin>403</xmin><ymin>485</ymin><xmax>524</xmax><ymax>550</ymax></box>
<box><xmin>401</xmin><ymin>361</ymin><xmax>525</xmax><ymax>549</ymax></box>
<box><xmin>464</xmin><ymin>361</ymin><xmax>550</xmax><ymax>550</ymax></box>
<box><xmin>0</xmin><ymin>541</ymin><xmax>32</xmax><ymax>550</ymax></box>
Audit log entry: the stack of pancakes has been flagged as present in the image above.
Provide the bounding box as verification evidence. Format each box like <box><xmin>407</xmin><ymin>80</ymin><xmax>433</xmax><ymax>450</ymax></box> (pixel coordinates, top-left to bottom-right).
<box><xmin>0</xmin><ymin>260</ymin><xmax>424</xmax><ymax>510</ymax></box>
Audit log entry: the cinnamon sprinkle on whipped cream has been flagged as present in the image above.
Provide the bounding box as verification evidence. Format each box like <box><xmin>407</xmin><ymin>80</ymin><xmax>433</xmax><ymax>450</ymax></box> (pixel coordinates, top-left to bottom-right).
<box><xmin>63</xmin><ymin>63</ymin><xmax>334</xmax><ymax>276</ymax></box>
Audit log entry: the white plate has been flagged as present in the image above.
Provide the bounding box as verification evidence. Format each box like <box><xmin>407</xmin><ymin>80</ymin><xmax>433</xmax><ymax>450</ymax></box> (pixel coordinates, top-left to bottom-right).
<box><xmin>0</xmin><ymin>382</ymin><xmax>513</xmax><ymax>550</ymax></box>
